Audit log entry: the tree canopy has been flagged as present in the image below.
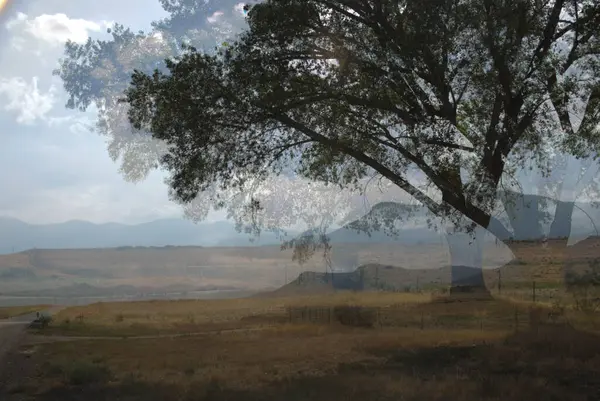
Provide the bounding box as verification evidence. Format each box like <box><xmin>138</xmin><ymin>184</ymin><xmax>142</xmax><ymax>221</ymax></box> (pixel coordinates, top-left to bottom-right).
<box><xmin>120</xmin><ymin>0</ymin><xmax>599</xmax><ymax>239</ymax></box>
<box><xmin>53</xmin><ymin>0</ymin><xmax>600</xmax><ymax>271</ymax></box>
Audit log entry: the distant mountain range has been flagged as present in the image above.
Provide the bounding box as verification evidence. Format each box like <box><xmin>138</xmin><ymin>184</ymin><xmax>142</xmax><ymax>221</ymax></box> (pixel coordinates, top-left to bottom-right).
<box><xmin>1</xmin><ymin>193</ymin><xmax>599</xmax><ymax>254</ymax></box>
<box><xmin>0</xmin><ymin>218</ymin><xmax>297</xmax><ymax>254</ymax></box>
<box><xmin>324</xmin><ymin>202</ymin><xmax>442</xmax><ymax>245</ymax></box>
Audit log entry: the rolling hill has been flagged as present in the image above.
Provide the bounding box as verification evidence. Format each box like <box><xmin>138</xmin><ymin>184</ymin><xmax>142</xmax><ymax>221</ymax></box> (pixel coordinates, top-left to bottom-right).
<box><xmin>263</xmin><ymin>236</ymin><xmax>600</xmax><ymax>297</ymax></box>
<box><xmin>1</xmin><ymin>193</ymin><xmax>598</xmax><ymax>298</ymax></box>
<box><xmin>325</xmin><ymin>195</ymin><xmax>600</xmax><ymax>244</ymax></box>
<box><xmin>263</xmin><ymin>263</ymin><xmax>492</xmax><ymax>297</ymax></box>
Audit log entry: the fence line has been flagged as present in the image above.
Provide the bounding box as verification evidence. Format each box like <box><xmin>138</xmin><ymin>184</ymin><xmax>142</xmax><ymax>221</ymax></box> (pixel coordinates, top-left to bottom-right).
<box><xmin>284</xmin><ymin>303</ymin><xmax>575</xmax><ymax>331</ymax></box>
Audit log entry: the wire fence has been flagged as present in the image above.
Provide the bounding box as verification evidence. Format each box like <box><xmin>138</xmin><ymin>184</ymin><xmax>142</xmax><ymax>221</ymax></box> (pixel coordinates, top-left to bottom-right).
<box><xmin>284</xmin><ymin>300</ymin><xmax>596</xmax><ymax>332</ymax></box>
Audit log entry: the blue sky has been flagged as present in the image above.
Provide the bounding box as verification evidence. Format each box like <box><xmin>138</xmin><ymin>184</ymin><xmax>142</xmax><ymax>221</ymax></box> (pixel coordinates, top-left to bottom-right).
<box><xmin>0</xmin><ymin>0</ymin><xmax>226</xmax><ymax>224</ymax></box>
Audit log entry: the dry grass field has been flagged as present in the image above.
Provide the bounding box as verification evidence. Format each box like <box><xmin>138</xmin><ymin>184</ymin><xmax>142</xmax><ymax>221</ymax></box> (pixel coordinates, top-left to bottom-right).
<box><xmin>0</xmin><ymin>240</ymin><xmax>516</xmax><ymax>292</ymax></box>
<box><xmin>1</xmin><ymin>237</ymin><xmax>597</xmax><ymax>294</ymax></box>
<box><xmin>4</xmin><ymin>288</ymin><xmax>600</xmax><ymax>401</ymax></box>
<box><xmin>3</xmin><ymin>238</ymin><xmax>600</xmax><ymax>400</ymax></box>
<box><xmin>39</xmin><ymin>292</ymin><xmax>431</xmax><ymax>337</ymax></box>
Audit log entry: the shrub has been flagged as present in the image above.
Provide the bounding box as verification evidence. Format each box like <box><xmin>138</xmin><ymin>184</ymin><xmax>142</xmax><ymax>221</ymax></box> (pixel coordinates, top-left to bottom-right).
<box><xmin>34</xmin><ymin>314</ymin><xmax>53</xmax><ymax>329</ymax></box>
<box><xmin>333</xmin><ymin>306</ymin><xmax>378</xmax><ymax>328</ymax></box>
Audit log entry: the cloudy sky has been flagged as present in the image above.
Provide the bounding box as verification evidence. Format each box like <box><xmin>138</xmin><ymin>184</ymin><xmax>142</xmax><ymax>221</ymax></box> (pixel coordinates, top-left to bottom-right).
<box><xmin>0</xmin><ymin>0</ymin><xmax>220</xmax><ymax>224</ymax></box>
<box><xmin>0</xmin><ymin>0</ymin><xmax>595</xmax><ymax>229</ymax></box>
<box><xmin>0</xmin><ymin>0</ymin><xmax>396</xmax><ymax>229</ymax></box>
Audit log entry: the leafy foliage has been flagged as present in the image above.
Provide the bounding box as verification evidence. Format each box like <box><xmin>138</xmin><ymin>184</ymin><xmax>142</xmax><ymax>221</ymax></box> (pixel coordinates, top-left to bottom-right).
<box><xmin>124</xmin><ymin>0</ymin><xmax>600</xmax><ymax>233</ymax></box>
<box><xmin>54</xmin><ymin>0</ymin><xmax>600</xmax><ymax>269</ymax></box>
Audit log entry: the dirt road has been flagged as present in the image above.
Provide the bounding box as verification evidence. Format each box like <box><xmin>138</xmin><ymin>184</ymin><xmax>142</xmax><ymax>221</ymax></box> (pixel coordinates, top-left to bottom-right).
<box><xmin>0</xmin><ymin>313</ymin><xmax>38</xmax><ymax>361</ymax></box>
<box><xmin>25</xmin><ymin>324</ymin><xmax>275</xmax><ymax>345</ymax></box>
<box><xmin>0</xmin><ymin>307</ymin><xmax>64</xmax><ymax>396</ymax></box>
<box><xmin>0</xmin><ymin>312</ymin><xmax>39</xmax><ymax>396</ymax></box>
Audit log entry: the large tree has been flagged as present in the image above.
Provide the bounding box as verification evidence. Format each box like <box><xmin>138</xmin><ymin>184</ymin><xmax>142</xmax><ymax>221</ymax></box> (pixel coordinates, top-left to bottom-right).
<box><xmin>55</xmin><ymin>0</ymin><xmax>600</xmax><ymax>290</ymax></box>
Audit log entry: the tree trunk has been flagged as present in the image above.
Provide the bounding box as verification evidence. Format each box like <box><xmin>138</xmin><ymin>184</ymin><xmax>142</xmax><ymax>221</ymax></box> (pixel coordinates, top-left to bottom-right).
<box><xmin>549</xmin><ymin>200</ymin><xmax>574</xmax><ymax>240</ymax></box>
<box><xmin>503</xmin><ymin>200</ymin><xmax>574</xmax><ymax>284</ymax></box>
<box><xmin>500</xmin><ymin>190</ymin><xmax>544</xmax><ymax>241</ymax></box>
<box><xmin>445</xmin><ymin>226</ymin><xmax>491</xmax><ymax>298</ymax></box>
<box><xmin>548</xmin><ymin>202</ymin><xmax>576</xmax><ymax>284</ymax></box>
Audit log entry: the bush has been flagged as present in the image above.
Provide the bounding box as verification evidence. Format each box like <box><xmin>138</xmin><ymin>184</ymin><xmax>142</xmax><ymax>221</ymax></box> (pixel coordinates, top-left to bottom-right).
<box><xmin>30</xmin><ymin>314</ymin><xmax>53</xmax><ymax>330</ymax></box>
<box><xmin>333</xmin><ymin>306</ymin><xmax>378</xmax><ymax>328</ymax></box>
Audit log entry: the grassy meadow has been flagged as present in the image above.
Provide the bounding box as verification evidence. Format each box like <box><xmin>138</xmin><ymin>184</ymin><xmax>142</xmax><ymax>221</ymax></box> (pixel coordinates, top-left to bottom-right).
<box><xmin>4</xmin><ymin>287</ymin><xmax>600</xmax><ymax>401</ymax></box>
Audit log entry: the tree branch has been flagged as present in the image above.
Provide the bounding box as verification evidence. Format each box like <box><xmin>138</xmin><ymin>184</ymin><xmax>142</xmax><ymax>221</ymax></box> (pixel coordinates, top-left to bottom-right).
<box><xmin>275</xmin><ymin>112</ymin><xmax>513</xmax><ymax>240</ymax></box>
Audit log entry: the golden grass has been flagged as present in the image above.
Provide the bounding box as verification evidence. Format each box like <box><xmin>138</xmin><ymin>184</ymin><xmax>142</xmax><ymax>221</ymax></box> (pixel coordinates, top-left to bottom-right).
<box><xmin>45</xmin><ymin>292</ymin><xmax>431</xmax><ymax>337</ymax></box>
<box><xmin>31</xmin><ymin>327</ymin><xmax>508</xmax><ymax>390</ymax></box>
<box><xmin>11</xmin><ymin>289</ymin><xmax>600</xmax><ymax>400</ymax></box>
<box><xmin>0</xmin><ymin>304</ymin><xmax>50</xmax><ymax>319</ymax></box>
<box><xmin>19</xmin><ymin>313</ymin><xmax>600</xmax><ymax>401</ymax></box>
<box><xmin>41</xmin><ymin>287</ymin><xmax>600</xmax><ymax>338</ymax></box>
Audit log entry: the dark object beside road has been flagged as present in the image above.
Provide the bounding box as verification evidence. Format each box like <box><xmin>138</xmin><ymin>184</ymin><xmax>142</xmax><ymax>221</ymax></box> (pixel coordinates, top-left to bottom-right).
<box><xmin>28</xmin><ymin>314</ymin><xmax>52</xmax><ymax>329</ymax></box>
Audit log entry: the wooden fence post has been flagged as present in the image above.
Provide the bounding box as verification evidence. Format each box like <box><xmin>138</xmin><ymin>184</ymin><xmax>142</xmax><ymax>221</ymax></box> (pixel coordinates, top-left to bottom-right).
<box><xmin>498</xmin><ymin>269</ymin><xmax>502</xmax><ymax>295</ymax></box>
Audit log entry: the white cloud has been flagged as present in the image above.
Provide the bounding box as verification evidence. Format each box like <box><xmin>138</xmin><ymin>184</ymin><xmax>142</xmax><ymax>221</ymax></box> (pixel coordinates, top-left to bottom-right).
<box><xmin>0</xmin><ymin>76</ymin><xmax>56</xmax><ymax>124</ymax></box>
<box><xmin>207</xmin><ymin>11</ymin><xmax>224</xmax><ymax>24</ymax></box>
<box><xmin>233</xmin><ymin>3</ymin><xmax>246</xmax><ymax>14</ymax></box>
<box><xmin>45</xmin><ymin>113</ymin><xmax>94</xmax><ymax>133</ymax></box>
<box><xmin>17</xmin><ymin>180</ymin><xmax>182</xmax><ymax>224</ymax></box>
<box><xmin>0</xmin><ymin>0</ymin><xmax>189</xmax><ymax>225</ymax></box>
<box><xmin>6</xmin><ymin>12</ymin><xmax>112</xmax><ymax>46</ymax></box>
